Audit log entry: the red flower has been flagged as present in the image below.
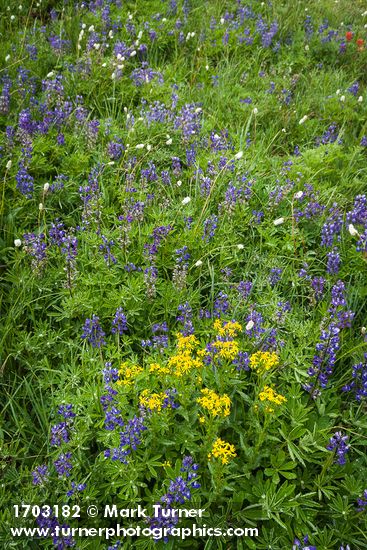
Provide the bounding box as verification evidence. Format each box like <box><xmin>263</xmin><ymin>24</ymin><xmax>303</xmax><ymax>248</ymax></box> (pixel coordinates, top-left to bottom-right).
<box><xmin>345</xmin><ymin>31</ymin><xmax>353</xmax><ymax>42</ymax></box>
<box><xmin>357</xmin><ymin>38</ymin><xmax>364</xmax><ymax>50</ymax></box>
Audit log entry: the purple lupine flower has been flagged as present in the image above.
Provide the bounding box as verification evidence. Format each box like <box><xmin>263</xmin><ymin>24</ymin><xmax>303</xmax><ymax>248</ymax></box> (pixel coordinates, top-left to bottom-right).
<box><xmin>177</xmin><ymin>302</ymin><xmax>194</xmax><ymax>335</ymax></box>
<box><xmin>102</xmin><ymin>362</ymin><xmax>119</xmax><ymax>386</ymax></box>
<box><xmin>307</xmin><ymin>323</ymin><xmax>340</xmax><ymax>391</ymax></box>
<box><xmin>50</xmin><ymin>422</ymin><xmax>69</xmax><ymax>446</ymax></box>
<box><xmin>213</xmin><ymin>292</ymin><xmax>230</xmax><ymax>317</ymax></box>
<box><xmin>119</xmin><ymin>415</ymin><xmax>147</xmax><ymax>450</ymax></box>
<box><xmin>32</xmin><ymin>465</ymin><xmax>49</xmax><ymax>486</ymax></box>
<box><xmin>104</xmin><ymin>406</ymin><xmax>124</xmax><ymax>431</ymax></box>
<box><xmin>310</xmin><ymin>276</ymin><xmax>326</xmax><ymax>301</ymax></box>
<box><xmin>81</xmin><ymin>315</ymin><xmax>106</xmax><ymax>348</ymax></box>
<box><xmin>16</xmin><ymin>162</ymin><xmax>34</xmax><ymax>197</ymax></box>
<box><xmin>347</xmin><ymin>81</ymin><xmax>359</xmax><ymax>96</ymax></box>
<box><xmin>237</xmin><ymin>280</ymin><xmax>252</xmax><ymax>299</ymax></box>
<box><xmin>66</xmin><ymin>482</ymin><xmax>86</xmax><ymax>497</ymax></box>
<box><xmin>202</xmin><ymin>214</ymin><xmax>218</xmax><ymax>242</ymax></box>
<box><xmin>342</xmin><ymin>354</ymin><xmax>367</xmax><ymax>401</ymax></box>
<box><xmin>233</xmin><ymin>351</ymin><xmax>250</xmax><ymax>371</ymax></box>
<box><xmin>37</xmin><ymin>511</ymin><xmax>75</xmax><ymax>548</ymax></box>
<box><xmin>327</xmin><ymin>248</ymin><xmax>341</xmax><ymax>274</ymax></box>
<box><xmin>54</xmin><ymin>452</ymin><xmax>73</xmax><ymax>477</ymax></box>
<box><xmin>293</xmin><ymin>534</ymin><xmax>316</xmax><ymax>550</ymax></box>
<box><xmin>360</xmin><ymin>136</ymin><xmax>367</xmax><ymax>147</ymax></box>
<box><xmin>326</xmin><ymin>432</ymin><xmax>349</xmax><ymax>465</ymax></box>
<box><xmin>100</xmin><ymin>235</ymin><xmax>117</xmax><ymax>266</ymax></box>
<box><xmin>142</xmin><ymin>322</ymin><xmax>169</xmax><ymax>351</ymax></box>
<box><xmin>130</xmin><ymin>62</ymin><xmax>164</xmax><ymax>87</ymax></box>
<box><xmin>269</xmin><ymin>267</ymin><xmax>282</xmax><ymax>287</ymax></box>
<box><xmin>58</xmin><ymin>404</ymin><xmax>76</xmax><ymax>420</ymax></box>
<box><xmin>144</xmin><ymin>265</ymin><xmax>158</xmax><ymax>299</ymax></box>
<box><xmin>316</xmin><ymin>123</ymin><xmax>341</xmax><ymax>147</ymax></box>
<box><xmin>147</xmin><ymin>456</ymin><xmax>200</xmax><ymax>542</ymax></box>
<box><xmin>174</xmin><ymin>103</ymin><xmax>202</xmax><ymax>142</ymax></box>
<box><xmin>276</xmin><ymin>301</ymin><xmax>291</xmax><ymax>322</ymax></box>
<box><xmin>356</xmin><ymin>489</ymin><xmax>367</xmax><ymax>512</ymax></box>
<box><xmin>173</xmin><ymin>246</ymin><xmax>190</xmax><ymax>290</ymax></box>
<box><xmin>111</xmin><ymin>307</ymin><xmax>128</xmax><ymax>335</ymax></box>
<box><xmin>23</xmin><ymin>233</ymin><xmax>47</xmax><ymax>270</ymax></box>
<box><xmin>329</xmin><ymin>280</ymin><xmax>347</xmax><ymax>309</ymax></box>
<box><xmin>107</xmin><ymin>137</ymin><xmax>124</xmax><ymax>160</ymax></box>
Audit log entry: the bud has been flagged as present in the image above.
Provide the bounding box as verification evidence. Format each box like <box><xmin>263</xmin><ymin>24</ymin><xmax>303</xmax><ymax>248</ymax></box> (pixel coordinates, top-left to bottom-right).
<box><xmin>246</xmin><ymin>320</ymin><xmax>254</xmax><ymax>331</ymax></box>
<box><xmin>14</xmin><ymin>239</ymin><xmax>22</xmax><ymax>247</ymax></box>
<box><xmin>361</xmin><ymin>327</ymin><xmax>366</xmax><ymax>335</ymax></box>
<box><xmin>294</xmin><ymin>191</ymin><xmax>303</xmax><ymax>199</ymax></box>
<box><xmin>5</xmin><ymin>54</ymin><xmax>10</xmax><ymax>62</ymax></box>
<box><xmin>273</xmin><ymin>217</ymin><xmax>285</xmax><ymax>226</ymax></box>
<box><xmin>166</xmin><ymin>138</ymin><xmax>172</xmax><ymax>145</ymax></box>
<box><xmin>195</xmin><ymin>260</ymin><xmax>203</xmax><ymax>267</ymax></box>
<box><xmin>253</xmin><ymin>107</ymin><xmax>258</xmax><ymax>115</ymax></box>
<box><xmin>358</xmin><ymin>96</ymin><xmax>363</xmax><ymax>103</ymax></box>
<box><xmin>182</xmin><ymin>196</ymin><xmax>191</xmax><ymax>205</ymax></box>
<box><xmin>146</xmin><ymin>144</ymin><xmax>152</xmax><ymax>151</ymax></box>
<box><xmin>39</xmin><ymin>203</ymin><xmax>44</xmax><ymax>211</ymax></box>
<box><xmin>234</xmin><ymin>151</ymin><xmax>243</xmax><ymax>160</ymax></box>
<box><xmin>177</xmin><ymin>180</ymin><xmax>182</xmax><ymax>187</ymax></box>
<box><xmin>43</xmin><ymin>182</ymin><xmax>50</xmax><ymax>192</ymax></box>
<box><xmin>135</xmin><ymin>143</ymin><xmax>145</xmax><ymax>149</ymax></box>
<box><xmin>340</xmin><ymin>95</ymin><xmax>346</xmax><ymax>102</ymax></box>
<box><xmin>299</xmin><ymin>115</ymin><xmax>308</xmax><ymax>125</ymax></box>
<box><xmin>6</xmin><ymin>160</ymin><xmax>12</xmax><ymax>170</ymax></box>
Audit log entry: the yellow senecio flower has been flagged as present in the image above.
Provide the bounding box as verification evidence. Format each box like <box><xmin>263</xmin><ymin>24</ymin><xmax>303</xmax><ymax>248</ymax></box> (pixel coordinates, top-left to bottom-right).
<box><xmin>213</xmin><ymin>319</ymin><xmax>242</xmax><ymax>338</ymax></box>
<box><xmin>149</xmin><ymin>362</ymin><xmax>170</xmax><ymax>375</ymax></box>
<box><xmin>249</xmin><ymin>351</ymin><xmax>279</xmax><ymax>374</ymax></box>
<box><xmin>197</xmin><ymin>388</ymin><xmax>231</xmax><ymax>418</ymax></box>
<box><xmin>214</xmin><ymin>340</ymin><xmax>239</xmax><ymax>361</ymax></box>
<box><xmin>166</xmin><ymin>333</ymin><xmax>204</xmax><ymax>377</ymax></box>
<box><xmin>117</xmin><ymin>362</ymin><xmax>143</xmax><ymax>386</ymax></box>
<box><xmin>258</xmin><ymin>385</ymin><xmax>287</xmax><ymax>413</ymax></box>
<box><xmin>208</xmin><ymin>438</ymin><xmax>236</xmax><ymax>465</ymax></box>
<box><xmin>139</xmin><ymin>389</ymin><xmax>168</xmax><ymax>412</ymax></box>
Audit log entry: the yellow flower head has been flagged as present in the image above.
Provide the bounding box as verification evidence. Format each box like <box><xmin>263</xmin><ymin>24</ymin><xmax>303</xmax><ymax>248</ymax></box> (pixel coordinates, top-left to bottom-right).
<box><xmin>208</xmin><ymin>438</ymin><xmax>236</xmax><ymax>465</ymax></box>
<box><xmin>214</xmin><ymin>340</ymin><xmax>239</xmax><ymax>361</ymax></box>
<box><xmin>117</xmin><ymin>362</ymin><xmax>143</xmax><ymax>387</ymax></box>
<box><xmin>214</xmin><ymin>319</ymin><xmax>242</xmax><ymax>338</ymax></box>
<box><xmin>166</xmin><ymin>333</ymin><xmax>204</xmax><ymax>377</ymax></box>
<box><xmin>197</xmin><ymin>388</ymin><xmax>231</xmax><ymax>418</ymax></box>
<box><xmin>249</xmin><ymin>351</ymin><xmax>279</xmax><ymax>374</ymax></box>
<box><xmin>258</xmin><ymin>385</ymin><xmax>287</xmax><ymax>413</ymax></box>
<box><xmin>139</xmin><ymin>389</ymin><xmax>169</xmax><ymax>412</ymax></box>
<box><xmin>149</xmin><ymin>362</ymin><xmax>170</xmax><ymax>375</ymax></box>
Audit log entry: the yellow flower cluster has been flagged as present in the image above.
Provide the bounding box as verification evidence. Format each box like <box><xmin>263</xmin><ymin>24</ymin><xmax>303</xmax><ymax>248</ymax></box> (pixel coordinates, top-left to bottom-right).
<box><xmin>249</xmin><ymin>351</ymin><xmax>279</xmax><ymax>374</ymax></box>
<box><xmin>258</xmin><ymin>385</ymin><xmax>287</xmax><ymax>413</ymax></box>
<box><xmin>139</xmin><ymin>389</ymin><xmax>168</xmax><ymax>412</ymax></box>
<box><xmin>214</xmin><ymin>340</ymin><xmax>240</xmax><ymax>361</ymax></box>
<box><xmin>176</xmin><ymin>333</ymin><xmax>199</xmax><ymax>351</ymax></box>
<box><xmin>197</xmin><ymin>389</ymin><xmax>231</xmax><ymax>418</ymax></box>
<box><xmin>165</xmin><ymin>333</ymin><xmax>205</xmax><ymax>377</ymax></box>
<box><xmin>213</xmin><ymin>319</ymin><xmax>242</xmax><ymax>338</ymax></box>
<box><xmin>117</xmin><ymin>362</ymin><xmax>143</xmax><ymax>387</ymax></box>
<box><xmin>208</xmin><ymin>438</ymin><xmax>237</xmax><ymax>465</ymax></box>
<box><xmin>149</xmin><ymin>362</ymin><xmax>170</xmax><ymax>375</ymax></box>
